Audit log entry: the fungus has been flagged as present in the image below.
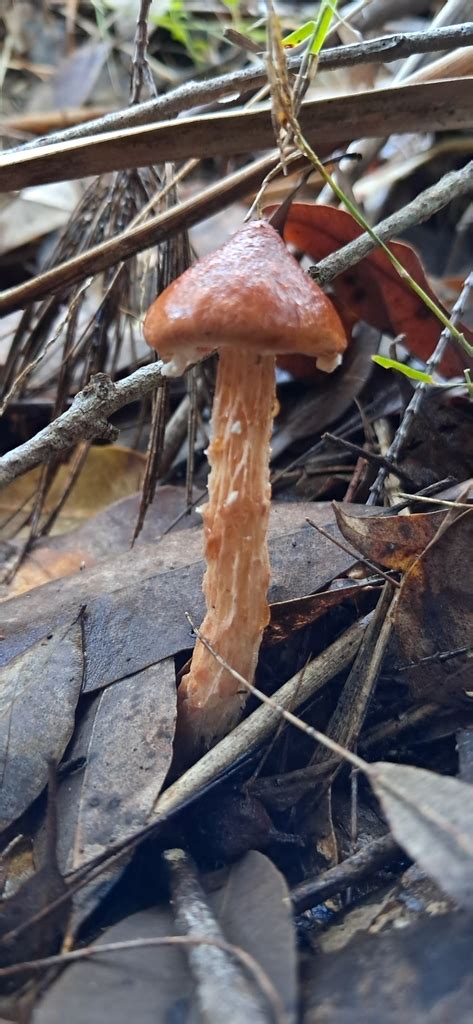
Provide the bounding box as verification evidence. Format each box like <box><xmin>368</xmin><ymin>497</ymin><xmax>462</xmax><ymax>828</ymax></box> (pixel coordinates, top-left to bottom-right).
<box><xmin>144</xmin><ymin>219</ymin><xmax>346</xmax><ymax>757</ymax></box>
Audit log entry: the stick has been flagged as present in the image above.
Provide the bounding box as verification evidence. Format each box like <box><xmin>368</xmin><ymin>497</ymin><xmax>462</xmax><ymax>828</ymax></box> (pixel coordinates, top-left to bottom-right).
<box><xmin>0</xmin><ymin>366</ymin><xmax>164</xmax><ymax>487</ymax></box>
<box><xmin>368</xmin><ymin>271</ymin><xmax>473</xmax><ymax>504</ymax></box>
<box><xmin>312</xmin><ymin>162</ymin><xmax>473</xmax><ymax>286</ymax></box>
<box><xmin>291</xmin><ymin>833</ymin><xmax>401</xmax><ymax>912</ymax></box>
<box><xmin>11</xmin><ymin>24</ymin><xmax>473</xmax><ymax>153</ymax></box>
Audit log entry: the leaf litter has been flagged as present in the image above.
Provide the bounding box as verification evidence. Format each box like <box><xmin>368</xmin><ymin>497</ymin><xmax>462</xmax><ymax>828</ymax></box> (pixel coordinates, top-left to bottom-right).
<box><xmin>0</xmin><ymin>2</ymin><xmax>472</xmax><ymax>1021</ymax></box>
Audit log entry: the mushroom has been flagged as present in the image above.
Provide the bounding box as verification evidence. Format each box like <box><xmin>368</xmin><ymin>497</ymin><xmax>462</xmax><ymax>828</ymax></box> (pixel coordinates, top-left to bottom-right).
<box><xmin>144</xmin><ymin>219</ymin><xmax>346</xmax><ymax>757</ymax></box>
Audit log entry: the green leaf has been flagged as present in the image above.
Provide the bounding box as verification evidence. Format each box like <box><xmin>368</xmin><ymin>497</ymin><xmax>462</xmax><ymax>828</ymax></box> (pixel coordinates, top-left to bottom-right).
<box><xmin>372</xmin><ymin>355</ymin><xmax>436</xmax><ymax>384</ymax></box>
<box><xmin>283</xmin><ymin>1</ymin><xmax>338</xmax><ymax>56</ymax></box>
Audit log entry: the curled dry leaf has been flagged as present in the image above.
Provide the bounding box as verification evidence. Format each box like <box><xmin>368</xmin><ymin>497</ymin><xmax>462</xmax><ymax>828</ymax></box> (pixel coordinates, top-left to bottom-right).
<box><xmin>280</xmin><ymin>203</ymin><xmax>473</xmax><ymax>376</ymax></box>
<box><xmin>266</xmin><ymin>579</ymin><xmax>374</xmax><ymax>647</ymax></box>
<box><xmin>0</xmin><ymin>619</ymin><xmax>83</xmax><ymax>833</ymax></box>
<box><xmin>369</xmin><ymin>762</ymin><xmax>473</xmax><ymax>911</ymax></box>
<box><xmin>333</xmin><ymin>504</ymin><xmax>448</xmax><ymax>571</ymax></box>
<box><xmin>394</xmin><ymin>510</ymin><xmax>473</xmax><ymax>702</ymax></box>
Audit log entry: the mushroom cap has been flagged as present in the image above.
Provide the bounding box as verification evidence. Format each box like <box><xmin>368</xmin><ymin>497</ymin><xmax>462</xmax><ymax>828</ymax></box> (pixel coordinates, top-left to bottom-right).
<box><xmin>144</xmin><ymin>219</ymin><xmax>347</xmax><ymax>375</ymax></box>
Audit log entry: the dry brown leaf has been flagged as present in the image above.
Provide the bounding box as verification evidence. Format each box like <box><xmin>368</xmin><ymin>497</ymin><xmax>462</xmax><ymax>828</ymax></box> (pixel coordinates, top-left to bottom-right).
<box><xmin>394</xmin><ymin>510</ymin><xmax>473</xmax><ymax>702</ymax></box>
<box><xmin>0</xmin><ymin>445</ymin><xmax>146</xmax><ymax>539</ymax></box>
<box><xmin>334</xmin><ymin>504</ymin><xmax>447</xmax><ymax>571</ymax></box>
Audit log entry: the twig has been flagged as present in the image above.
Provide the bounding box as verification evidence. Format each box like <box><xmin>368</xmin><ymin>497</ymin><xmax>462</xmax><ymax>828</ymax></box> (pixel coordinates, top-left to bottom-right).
<box><xmin>291</xmin><ymin>833</ymin><xmax>401</xmax><ymax>913</ymax></box>
<box><xmin>310</xmin><ymin>584</ymin><xmax>399</xmax><ymax>765</ymax></box>
<box><xmin>164</xmin><ymin>848</ymin><xmax>280</xmax><ymax>1024</ymax></box>
<box><xmin>311</xmin><ymin>162</ymin><xmax>473</xmax><ymax>286</ymax></box>
<box><xmin>322</xmin><ymin>432</ymin><xmax>418</xmax><ymax>487</ymax></box>
<box><xmin>2</xmin><ymin>149</ymin><xmax>471</xmax><ymax>324</ymax></box>
<box><xmin>2</xmin><ymin>80</ymin><xmax>466</xmax><ymax>194</ymax></box>
<box><xmin>0</xmin><ymin>934</ymin><xmax>286</xmax><ymax>1022</ymax></box>
<box><xmin>129</xmin><ymin>0</ymin><xmax>156</xmax><ymax>105</ymax></box>
<box><xmin>187</xmin><ymin>616</ymin><xmax>366</xmax><ymax>772</ymax></box>
<box><xmin>396</xmin><ymin>493</ymin><xmax>472</xmax><ymax>509</ymax></box>
<box><xmin>11</xmin><ymin>24</ymin><xmax>473</xmax><ymax>153</ymax></box>
<box><xmin>368</xmin><ymin>272</ymin><xmax>473</xmax><ymax>504</ymax></box>
<box><xmin>0</xmin><ymin>366</ymin><xmax>165</xmax><ymax>488</ymax></box>
<box><xmin>305</xmin><ymin>518</ymin><xmax>400</xmax><ymax>588</ymax></box>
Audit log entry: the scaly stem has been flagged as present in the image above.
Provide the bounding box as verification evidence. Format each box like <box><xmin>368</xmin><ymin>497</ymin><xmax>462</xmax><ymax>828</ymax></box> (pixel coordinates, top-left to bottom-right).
<box><xmin>177</xmin><ymin>349</ymin><xmax>276</xmax><ymax>755</ymax></box>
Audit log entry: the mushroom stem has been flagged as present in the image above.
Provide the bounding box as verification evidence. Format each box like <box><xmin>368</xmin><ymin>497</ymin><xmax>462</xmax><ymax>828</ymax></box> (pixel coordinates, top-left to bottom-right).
<box><xmin>178</xmin><ymin>348</ymin><xmax>276</xmax><ymax>754</ymax></box>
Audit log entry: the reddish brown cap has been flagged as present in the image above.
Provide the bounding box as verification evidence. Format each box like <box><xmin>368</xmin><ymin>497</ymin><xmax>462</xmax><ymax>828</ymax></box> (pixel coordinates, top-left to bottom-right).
<box><xmin>144</xmin><ymin>219</ymin><xmax>347</xmax><ymax>375</ymax></box>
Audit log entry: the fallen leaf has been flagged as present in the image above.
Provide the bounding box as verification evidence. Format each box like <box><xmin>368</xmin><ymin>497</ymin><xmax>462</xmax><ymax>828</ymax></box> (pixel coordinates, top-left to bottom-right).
<box><xmin>266</xmin><ymin>579</ymin><xmax>374</xmax><ymax>646</ymax></box>
<box><xmin>0</xmin><ymin>504</ymin><xmax>354</xmax><ymax>693</ymax></box>
<box><xmin>394</xmin><ymin>510</ymin><xmax>473</xmax><ymax>702</ymax></box>
<box><xmin>61</xmin><ymin>658</ymin><xmax>176</xmax><ymax>868</ymax></box>
<box><xmin>280</xmin><ymin>203</ymin><xmax>472</xmax><ymax>376</ymax></box>
<box><xmin>334</xmin><ymin>504</ymin><xmax>447</xmax><ymax>571</ymax></box>
<box><xmin>0</xmin><ymin>445</ymin><xmax>146</xmax><ymax>540</ymax></box>
<box><xmin>33</xmin><ymin>851</ymin><xmax>296</xmax><ymax>1023</ymax></box>
<box><xmin>0</xmin><ymin>619</ymin><xmax>83</xmax><ymax>833</ymax></box>
<box><xmin>303</xmin><ymin>909</ymin><xmax>473</xmax><ymax>1023</ymax></box>
<box><xmin>0</xmin><ymin>182</ymin><xmax>78</xmax><ymax>257</ymax></box>
<box><xmin>54</xmin><ymin>658</ymin><xmax>176</xmax><ymax>928</ymax></box>
<box><xmin>370</xmin><ymin>762</ymin><xmax>473</xmax><ymax>911</ymax></box>
<box><xmin>0</xmin><ymin>767</ymin><xmax>70</xmax><ymax>989</ymax></box>
<box><xmin>3</xmin><ymin>484</ymin><xmax>202</xmax><ymax>598</ymax></box>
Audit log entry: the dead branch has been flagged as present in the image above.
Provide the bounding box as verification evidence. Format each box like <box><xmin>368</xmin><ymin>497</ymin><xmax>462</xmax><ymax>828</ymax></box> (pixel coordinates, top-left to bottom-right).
<box><xmin>0</xmin><ymin>80</ymin><xmax>470</xmax><ymax>194</ymax></box>
<box><xmin>368</xmin><ymin>271</ymin><xmax>473</xmax><ymax>504</ymax></box>
<box><xmin>11</xmin><ymin>23</ymin><xmax>473</xmax><ymax>154</ymax></box>
<box><xmin>0</xmin><ymin>166</ymin><xmax>471</xmax><ymax>489</ymax></box>
<box><xmin>0</xmin><ymin>366</ymin><xmax>164</xmax><ymax>488</ymax></box>
<box><xmin>0</xmin><ymin>149</ymin><xmax>287</xmax><ymax>315</ymax></box>
<box><xmin>291</xmin><ymin>833</ymin><xmax>401</xmax><ymax>913</ymax></box>
<box><xmin>312</xmin><ymin>161</ymin><xmax>473</xmax><ymax>286</ymax></box>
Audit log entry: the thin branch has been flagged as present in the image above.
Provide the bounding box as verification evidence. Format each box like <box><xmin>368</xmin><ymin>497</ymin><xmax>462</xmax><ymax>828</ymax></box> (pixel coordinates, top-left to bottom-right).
<box><xmin>0</xmin><ymin>365</ymin><xmax>165</xmax><ymax>488</ymax></box>
<box><xmin>322</xmin><ymin>432</ymin><xmax>418</xmax><ymax>488</ymax></box>
<box><xmin>312</xmin><ymin>161</ymin><xmax>473</xmax><ymax>286</ymax></box>
<box><xmin>368</xmin><ymin>272</ymin><xmax>473</xmax><ymax>504</ymax></box>
<box><xmin>11</xmin><ymin>23</ymin><xmax>473</xmax><ymax>154</ymax></box>
<box><xmin>129</xmin><ymin>0</ymin><xmax>156</xmax><ymax>105</ymax></box>
<box><xmin>291</xmin><ymin>833</ymin><xmax>401</xmax><ymax>913</ymax></box>
<box><xmin>2</xmin><ymin>80</ymin><xmax>468</xmax><ymax>194</ymax></box>
<box><xmin>0</xmin><ymin>934</ymin><xmax>286</xmax><ymax>1024</ymax></box>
